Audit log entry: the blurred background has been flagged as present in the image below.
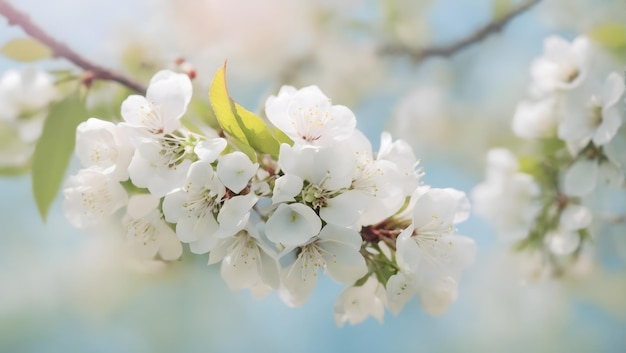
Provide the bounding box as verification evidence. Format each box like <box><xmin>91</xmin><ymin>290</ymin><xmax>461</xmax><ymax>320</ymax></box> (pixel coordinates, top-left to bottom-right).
<box><xmin>1</xmin><ymin>0</ymin><xmax>625</xmax><ymax>352</ymax></box>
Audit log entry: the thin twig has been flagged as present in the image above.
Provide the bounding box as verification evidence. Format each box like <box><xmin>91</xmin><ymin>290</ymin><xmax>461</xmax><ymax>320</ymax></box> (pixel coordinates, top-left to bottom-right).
<box><xmin>0</xmin><ymin>1</ymin><xmax>146</xmax><ymax>93</ymax></box>
<box><xmin>381</xmin><ymin>0</ymin><xmax>541</xmax><ymax>63</ymax></box>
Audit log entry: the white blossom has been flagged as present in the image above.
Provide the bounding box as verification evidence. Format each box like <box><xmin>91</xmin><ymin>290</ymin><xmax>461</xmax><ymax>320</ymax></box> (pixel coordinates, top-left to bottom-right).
<box><xmin>63</xmin><ymin>169</ymin><xmax>128</xmax><ymax>230</ymax></box>
<box><xmin>208</xmin><ymin>225</ymin><xmax>280</xmax><ymax>295</ymax></box>
<box><xmin>121</xmin><ymin>70</ymin><xmax>192</xmax><ymax>136</ymax></box>
<box><xmin>472</xmin><ymin>148</ymin><xmax>542</xmax><ymax>241</ymax></box>
<box><xmin>127</xmin><ymin>133</ymin><xmax>194</xmax><ymax>197</ymax></box>
<box><xmin>75</xmin><ymin>118</ymin><xmax>133</xmax><ymax>181</ymax></box>
<box><xmin>277</xmin><ymin>142</ymin><xmax>366</xmax><ymax>227</ymax></box>
<box><xmin>350</xmin><ymin>131</ymin><xmax>417</xmax><ymax>225</ymax></box>
<box><xmin>216</xmin><ymin>151</ymin><xmax>259</xmax><ymax>193</ymax></box>
<box><xmin>334</xmin><ymin>275</ymin><xmax>387</xmax><ymax>327</ymax></box>
<box><xmin>265</xmin><ymin>203</ymin><xmax>321</xmax><ymax>246</ymax></box>
<box><xmin>0</xmin><ymin>67</ymin><xmax>56</xmax><ymax>166</ymax></box>
<box><xmin>213</xmin><ymin>193</ymin><xmax>259</xmax><ymax>239</ymax></box>
<box><xmin>544</xmin><ymin>203</ymin><xmax>591</xmax><ymax>256</ymax></box>
<box><xmin>162</xmin><ymin>160</ymin><xmax>225</xmax><ymax>252</ymax></box>
<box><xmin>512</xmin><ymin>97</ymin><xmax>560</xmax><ymax>139</ymax></box>
<box><xmin>124</xmin><ymin>196</ymin><xmax>182</xmax><ymax>261</ymax></box>
<box><xmin>265</xmin><ymin>85</ymin><xmax>356</xmax><ymax>147</ymax></box>
<box><xmin>0</xmin><ymin>67</ymin><xmax>56</xmax><ymax>137</ymax></box>
<box><xmin>271</xmin><ymin>174</ymin><xmax>303</xmax><ymax>204</ymax></box>
<box><xmin>395</xmin><ymin>188</ymin><xmax>476</xmax><ymax>314</ymax></box>
<box><xmin>558</xmin><ymin>72</ymin><xmax>625</xmax><ymax>153</ymax></box>
<box><xmin>529</xmin><ymin>35</ymin><xmax>591</xmax><ymax>96</ymax></box>
<box><xmin>563</xmin><ymin>158</ymin><xmax>624</xmax><ymax>197</ymax></box>
<box><xmin>279</xmin><ymin>224</ymin><xmax>367</xmax><ymax>307</ymax></box>
<box><xmin>385</xmin><ymin>271</ymin><xmax>419</xmax><ymax>315</ymax></box>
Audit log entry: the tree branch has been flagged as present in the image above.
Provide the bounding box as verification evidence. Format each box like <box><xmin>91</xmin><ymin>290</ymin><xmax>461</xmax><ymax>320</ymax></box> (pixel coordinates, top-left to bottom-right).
<box><xmin>0</xmin><ymin>1</ymin><xmax>147</xmax><ymax>93</ymax></box>
<box><xmin>381</xmin><ymin>0</ymin><xmax>541</xmax><ymax>63</ymax></box>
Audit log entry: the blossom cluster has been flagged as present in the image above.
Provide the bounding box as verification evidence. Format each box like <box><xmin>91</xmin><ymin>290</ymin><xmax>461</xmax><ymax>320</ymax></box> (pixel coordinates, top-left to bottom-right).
<box><xmin>0</xmin><ymin>67</ymin><xmax>56</xmax><ymax>167</ymax></box>
<box><xmin>473</xmin><ymin>35</ymin><xmax>626</xmax><ymax>275</ymax></box>
<box><xmin>62</xmin><ymin>68</ymin><xmax>476</xmax><ymax>325</ymax></box>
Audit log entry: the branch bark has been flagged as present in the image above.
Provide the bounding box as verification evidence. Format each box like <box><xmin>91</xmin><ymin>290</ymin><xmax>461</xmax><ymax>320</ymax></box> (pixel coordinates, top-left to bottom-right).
<box><xmin>0</xmin><ymin>1</ymin><xmax>147</xmax><ymax>93</ymax></box>
<box><xmin>381</xmin><ymin>0</ymin><xmax>541</xmax><ymax>63</ymax></box>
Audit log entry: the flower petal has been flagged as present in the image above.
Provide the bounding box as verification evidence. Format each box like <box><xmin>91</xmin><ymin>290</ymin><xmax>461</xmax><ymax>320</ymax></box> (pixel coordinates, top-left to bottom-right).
<box><xmin>564</xmin><ymin>159</ymin><xmax>597</xmax><ymax>197</ymax></box>
<box><xmin>265</xmin><ymin>203</ymin><xmax>321</xmax><ymax>246</ymax></box>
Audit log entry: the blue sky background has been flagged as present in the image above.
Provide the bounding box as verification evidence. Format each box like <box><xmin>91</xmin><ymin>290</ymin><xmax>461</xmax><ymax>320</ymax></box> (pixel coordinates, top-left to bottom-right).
<box><xmin>1</xmin><ymin>0</ymin><xmax>625</xmax><ymax>352</ymax></box>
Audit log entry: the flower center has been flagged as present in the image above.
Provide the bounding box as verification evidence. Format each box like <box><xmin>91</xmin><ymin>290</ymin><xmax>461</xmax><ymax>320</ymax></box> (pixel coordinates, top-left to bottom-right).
<box><xmin>290</xmin><ymin>101</ymin><xmax>334</xmax><ymax>143</ymax></box>
<box><xmin>126</xmin><ymin>218</ymin><xmax>158</xmax><ymax>246</ymax></box>
<box><xmin>183</xmin><ymin>189</ymin><xmax>221</xmax><ymax>220</ymax></box>
<box><xmin>158</xmin><ymin>133</ymin><xmax>193</xmax><ymax>169</ymax></box>
<box><xmin>139</xmin><ymin>103</ymin><xmax>166</xmax><ymax>134</ymax></box>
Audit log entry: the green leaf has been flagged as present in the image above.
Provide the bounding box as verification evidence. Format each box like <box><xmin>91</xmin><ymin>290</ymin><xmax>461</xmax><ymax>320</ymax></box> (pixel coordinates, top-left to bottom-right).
<box><xmin>590</xmin><ymin>23</ymin><xmax>626</xmax><ymax>49</ymax></box>
<box><xmin>1</xmin><ymin>38</ymin><xmax>53</xmax><ymax>62</ymax></box>
<box><xmin>209</xmin><ymin>65</ymin><xmax>250</xmax><ymax>144</ymax></box>
<box><xmin>273</xmin><ymin>124</ymin><xmax>293</xmax><ymax>146</ymax></box>
<box><xmin>517</xmin><ymin>155</ymin><xmax>540</xmax><ymax>176</ymax></box>
<box><xmin>0</xmin><ymin>165</ymin><xmax>30</xmax><ymax>176</ymax></box>
<box><xmin>32</xmin><ymin>93</ymin><xmax>88</xmax><ymax>220</ymax></box>
<box><xmin>209</xmin><ymin>63</ymin><xmax>282</xmax><ymax>161</ymax></box>
<box><xmin>233</xmin><ymin>102</ymin><xmax>280</xmax><ymax>157</ymax></box>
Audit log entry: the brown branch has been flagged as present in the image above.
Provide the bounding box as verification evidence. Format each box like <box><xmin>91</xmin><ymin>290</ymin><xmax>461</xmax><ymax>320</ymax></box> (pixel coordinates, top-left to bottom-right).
<box><xmin>381</xmin><ymin>0</ymin><xmax>541</xmax><ymax>64</ymax></box>
<box><xmin>0</xmin><ymin>1</ymin><xmax>146</xmax><ymax>94</ymax></box>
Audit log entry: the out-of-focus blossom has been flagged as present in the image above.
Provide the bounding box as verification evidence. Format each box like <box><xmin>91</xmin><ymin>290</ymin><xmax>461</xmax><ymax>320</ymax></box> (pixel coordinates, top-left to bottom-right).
<box><xmin>472</xmin><ymin>149</ymin><xmax>542</xmax><ymax>241</ymax></box>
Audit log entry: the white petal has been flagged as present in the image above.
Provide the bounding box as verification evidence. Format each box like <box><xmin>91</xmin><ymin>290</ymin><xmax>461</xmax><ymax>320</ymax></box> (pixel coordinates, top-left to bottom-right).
<box><xmin>418</xmin><ymin>276</ymin><xmax>458</xmax><ymax>316</ymax></box>
<box><xmin>216</xmin><ymin>151</ymin><xmax>258</xmax><ymax>193</ymax></box>
<box><xmin>272</xmin><ymin>174</ymin><xmax>303</xmax><ymax>204</ymax></box>
<box><xmin>318</xmin><ymin>224</ymin><xmax>363</xmax><ymax>250</ymax></box>
<box><xmin>601</xmin><ymin>72</ymin><xmax>625</xmax><ymax>108</ymax></box>
<box><xmin>121</xmin><ymin>95</ymin><xmax>151</xmax><ymax>127</ymax></box>
<box><xmin>320</xmin><ymin>190</ymin><xmax>367</xmax><ymax>227</ymax></box>
<box><xmin>128</xmin><ymin>143</ymin><xmax>191</xmax><ymax>197</ymax></box>
<box><xmin>127</xmin><ymin>193</ymin><xmax>160</xmax><ymax>219</ymax></box>
<box><xmin>559</xmin><ymin>204</ymin><xmax>592</xmax><ymax>231</ymax></box>
<box><xmin>386</xmin><ymin>272</ymin><xmax>418</xmax><ymax>315</ymax></box>
<box><xmin>512</xmin><ymin>98</ymin><xmax>558</xmax><ymax>139</ymax></box>
<box><xmin>412</xmin><ymin>188</ymin><xmax>465</xmax><ymax>232</ymax></box>
<box><xmin>131</xmin><ymin>238</ymin><xmax>159</xmax><ymax>259</ymax></box>
<box><xmin>322</xmin><ymin>242</ymin><xmax>367</xmax><ymax>284</ymax></box>
<box><xmin>215</xmin><ymin>194</ymin><xmax>258</xmax><ymax>238</ymax></box>
<box><xmin>279</xmin><ymin>250</ymin><xmax>318</xmax><ymax>307</ymax></box>
<box><xmin>176</xmin><ymin>213</ymin><xmax>218</xmax><ymax>244</ymax></box>
<box><xmin>146</xmin><ymin>70</ymin><xmax>192</xmax><ymax>131</ymax></box>
<box><xmin>265</xmin><ymin>203</ymin><xmax>321</xmax><ymax>246</ymax></box>
<box><xmin>157</xmin><ymin>227</ymin><xmax>183</xmax><ymax>260</ymax></box>
<box><xmin>208</xmin><ymin>237</ymin><xmax>235</xmax><ymax>265</ymax></box>
<box><xmin>598</xmin><ymin>160</ymin><xmax>625</xmax><ymax>187</ymax></box>
<box><xmin>161</xmin><ymin>190</ymin><xmax>186</xmax><ymax>223</ymax></box>
<box><xmin>195</xmin><ymin>138</ymin><xmax>227</xmax><ymax>162</ymax></box>
<box><xmin>189</xmin><ymin>230</ymin><xmax>220</xmax><ymax>254</ymax></box>
<box><xmin>62</xmin><ymin>169</ymin><xmax>128</xmax><ymax>230</ymax></box>
<box><xmin>593</xmin><ymin>108</ymin><xmax>622</xmax><ymax>146</ymax></box>
<box><xmin>277</xmin><ymin>143</ymin><xmax>314</xmax><ymax>180</ymax></box>
<box><xmin>220</xmin><ymin>237</ymin><xmax>262</xmax><ymax>290</ymax></box>
<box><xmin>544</xmin><ymin>229</ymin><xmax>580</xmax><ymax>255</ymax></box>
<box><xmin>258</xmin><ymin>250</ymin><xmax>280</xmax><ymax>289</ymax></box>
<box><xmin>334</xmin><ymin>276</ymin><xmax>387</xmax><ymax>327</ymax></box>
<box><xmin>564</xmin><ymin>159</ymin><xmax>597</xmax><ymax>197</ymax></box>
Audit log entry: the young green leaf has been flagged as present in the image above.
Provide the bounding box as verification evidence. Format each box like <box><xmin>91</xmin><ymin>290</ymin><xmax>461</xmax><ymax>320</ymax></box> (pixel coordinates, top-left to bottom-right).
<box><xmin>1</xmin><ymin>38</ymin><xmax>53</xmax><ymax>62</ymax></box>
<box><xmin>209</xmin><ymin>64</ymin><xmax>250</xmax><ymax>146</ymax></box>
<box><xmin>208</xmin><ymin>63</ymin><xmax>282</xmax><ymax>160</ymax></box>
<box><xmin>590</xmin><ymin>23</ymin><xmax>626</xmax><ymax>49</ymax></box>
<box><xmin>233</xmin><ymin>102</ymin><xmax>280</xmax><ymax>157</ymax></box>
<box><xmin>32</xmin><ymin>93</ymin><xmax>88</xmax><ymax>220</ymax></box>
